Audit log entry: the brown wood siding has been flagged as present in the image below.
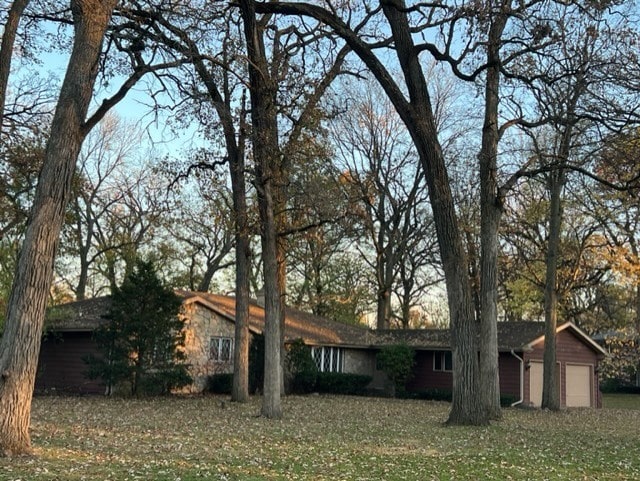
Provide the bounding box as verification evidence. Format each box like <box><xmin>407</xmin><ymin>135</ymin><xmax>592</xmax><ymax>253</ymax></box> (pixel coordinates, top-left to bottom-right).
<box><xmin>524</xmin><ymin>329</ymin><xmax>600</xmax><ymax>407</ymax></box>
<box><xmin>406</xmin><ymin>351</ymin><xmax>453</xmax><ymax>392</ymax></box>
<box><xmin>498</xmin><ymin>353</ymin><xmax>522</xmax><ymax>398</ymax></box>
<box><xmin>36</xmin><ymin>331</ymin><xmax>105</xmax><ymax>394</ymax></box>
<box><xmin>406</xmin><ymin>350</ymin><xmax>522</xmax><ymax>399</ymax></box>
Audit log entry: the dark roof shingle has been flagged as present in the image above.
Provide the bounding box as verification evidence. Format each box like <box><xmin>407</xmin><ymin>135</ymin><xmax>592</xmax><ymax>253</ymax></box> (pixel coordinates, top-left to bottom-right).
<box><xmin>46</xmin><ymin>294</ymin><xmax>565</xmax><ymax>352</ymax></box>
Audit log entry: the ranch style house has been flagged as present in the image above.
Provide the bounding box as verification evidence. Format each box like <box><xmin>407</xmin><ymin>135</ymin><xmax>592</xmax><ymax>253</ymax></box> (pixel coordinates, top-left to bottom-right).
<box><xmin>37</xmin><ymin>291</ymin><xmax>607</xmax><ymax>408</ymax></box>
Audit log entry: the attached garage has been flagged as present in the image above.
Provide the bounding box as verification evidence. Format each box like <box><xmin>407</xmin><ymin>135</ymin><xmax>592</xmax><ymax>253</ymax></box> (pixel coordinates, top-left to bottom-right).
<box><xmin>378</xmin><ymin>320</ymin><xmax>606</xmax><ymax>408</ymax></box>
<box><xmin>522</xmin><ymin>323</ymin><xmax>605</xmax><ymax>408</ymax></box>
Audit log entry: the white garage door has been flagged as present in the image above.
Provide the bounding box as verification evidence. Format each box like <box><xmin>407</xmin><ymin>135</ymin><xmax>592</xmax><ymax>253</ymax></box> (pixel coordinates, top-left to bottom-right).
<box><xmin>566</xmin><ymin>364</ymin><xmax>592</xmax><ymax>407</ymax></box>
<box><xmin>529</xmin><ymin>362</ymin><xmax>543</xmax><ymax>407</ymax></box>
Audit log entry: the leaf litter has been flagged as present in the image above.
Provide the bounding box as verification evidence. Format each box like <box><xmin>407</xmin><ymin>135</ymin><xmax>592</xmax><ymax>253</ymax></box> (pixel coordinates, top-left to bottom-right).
<box><xmin>0</xmin><ymin>395</ymin><xmax>638</xmax><ymax>480</ymax></box>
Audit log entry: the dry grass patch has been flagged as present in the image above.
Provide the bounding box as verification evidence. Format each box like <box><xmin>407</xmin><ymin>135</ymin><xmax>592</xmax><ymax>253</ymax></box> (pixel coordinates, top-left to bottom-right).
<box><xmin>1</xmin><ymin>395</ymin><xmax>638</xmax><ymax>480</ymax></box>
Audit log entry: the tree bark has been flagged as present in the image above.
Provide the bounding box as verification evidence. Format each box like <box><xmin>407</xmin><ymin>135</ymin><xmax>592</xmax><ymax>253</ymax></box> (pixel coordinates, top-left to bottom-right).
<box><xmin>0</xmin><ymin>0</ymin><xmax>117</xmax><ymax>455</ymax></box>
<box><xmin>0</xmin><ymin>0</ymin><xmax>30</xmax><ymax>135</ymax></box>
<box><xmin>541</xmin><ymin>166</ymin><xmax>564</xmax><ymax>410</ymax></box>
<box><xmin>478</xmin><ymin>9</ymin><xmax>508</xmax><ymax>420</ymax></box>
<box><xmin>238</xmin><ymin>0</ymin><xmax>282</xmax><ymax>418</ymax></box>
<box><xmin>254</xmin><ymin>0</ymin><xmax>486</xmax><ymax>424</ymax></box>
<box><xmin>541</xmin><ymin>171</ymin><xmax>563</xmax><ymax>410</ymax></box>
<box><xmin>230</xmin><ymin>108</ymin><xmax>250</xmax><ymax>403</ymax></box>
<box><xmin>379</xmin><ymin>0</ymin><xmax>485</xmax><ymax>425</ymax></box>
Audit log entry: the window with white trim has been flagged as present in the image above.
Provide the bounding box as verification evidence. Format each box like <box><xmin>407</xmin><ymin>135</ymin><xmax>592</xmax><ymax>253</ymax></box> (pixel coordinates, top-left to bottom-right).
<box><xmin>433</xmin><ymin>351</ymin><xmax>453</xmax><ymax>372</ymax></box>
<box><xmin>311</xmin><ymin>346</ymin><xmax>344</xmax><ymax>373</ymax></box>
<box><xmin>210</xmin><ymin>337</ymin><xmax>233</xmax><ymax>362</ymax></box>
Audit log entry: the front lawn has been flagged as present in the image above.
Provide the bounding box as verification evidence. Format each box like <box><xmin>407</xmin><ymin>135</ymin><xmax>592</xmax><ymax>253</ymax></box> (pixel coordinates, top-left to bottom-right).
<box><xmin>2</xmin><ymin>395</ymin><xmax>638</xmax><ymax>480</ymax></box>
<box><xmin>602</xmin><ymin>393</ymin><xmax>640</xmax><ymax>410</ymax></box>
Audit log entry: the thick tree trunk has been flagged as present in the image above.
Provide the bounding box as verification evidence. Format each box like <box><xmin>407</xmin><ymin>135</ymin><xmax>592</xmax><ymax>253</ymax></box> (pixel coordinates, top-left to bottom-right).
<box><xmin>0</xmin><ymin>0</ymin><xmax>30</xmax><ymax>134</ymax></box>
<box><xmin>380</xmin><ymin>0</ymin><xmax>485</xmax><ymax>425</ymax></box>
<box><xmin>76</xmin><ymin>256</ymin><xmax>89</xmax><ymax>300</ymax></box>
<box><xmin>238</xmin><ymin>0</ymin><xmax>282</xmax><ymax>418</ymax></box>
<box><xmin>478</xmin><ymin>12</ymin><xmax>508</xmax><ymax>420</ymax></box>
<box><xmin>232</xmin><ymin>227</ymin><xmax>250</xmax><ymax>402</ymax></box>
<box><xmin>276</xmin><ymin>234</ymin><xmax>287</xmax><ymax>395</ymax></box>
<box><xmin>0</xmin><ymin>0</ymin><xmax>116</xmax><ymax>456</ymax></box>
<box><xmin>255</xmin><ymin>0</ymin><xmax>486</xmax><ymax>424</ymax></box>
<box><xmin>376</xmin><ymin>290</ymin><xmax>392</xmax><ymax>330</ymax></box>
<box><xmin>541</xmin><ymin>167</ymin><xmax>564</xmax><ymax>410</ymax></box>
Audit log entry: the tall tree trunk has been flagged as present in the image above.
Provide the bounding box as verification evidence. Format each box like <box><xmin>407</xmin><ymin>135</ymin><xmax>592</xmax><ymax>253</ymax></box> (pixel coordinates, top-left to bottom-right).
<box><xmin>478</xmin><ymin>10</ymin><xmax>508</xmax><ymax>420</ymax></box>
<box><xmin>231</xmin><ymin>214</ymin><xmax>250</xmax><ymax>402</ymax></box>
<box><xmin>238</xmin><ymin>0</ymin><xmax>282</xmax><ymax>418</ymax></box>
<box><xmin>0</xmin><ymin>0</ymin><xmax>117</xmax><ymax>456</ymax></box>
<box><xmin>276</xmin><ymin>231</ymin><xmax>287</xmax><ymax>395</ymax></box>
<box><xmin>376</xmin><ymin>288</ymin><xmax>392</xmax><ymax>330</ymax></box>
<box><xmin>380</xmin><ymin>0</ymin><xmax>485</xmax><ymax>425</ymax></box>
<box><xmin>0</xmin><ymin>0</ymin><xmax>30</xmax><ymax>135</ymax></box>
<box><xmin>186</xmin><ymin>35</ymin><xmax>251</xmax><ymax>401</ymax></box>
<box><xmin>231</xmin><ymin>110</ymin><xmax>250</xmax><ymax>403</ymax></box>
<box><xmin>76</xmin><ymin>257</ymin><xmax>89</xmax><ymax>300</ymax></box>
<box><xmin>256</xmin><ymin>0</ymin><xmax>486</xmax><ymax>424</ymax></box>
<box><xmin>541</xmin><ymin>166</ymin><xmax>564</xmax><ymax>410</ymax></box>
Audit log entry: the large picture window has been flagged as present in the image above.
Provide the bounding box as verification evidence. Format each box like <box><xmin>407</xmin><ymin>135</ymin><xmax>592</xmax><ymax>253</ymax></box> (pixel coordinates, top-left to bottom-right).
<box><xmin>210</xmin><ymin>337</ymin><xmax>233</xmax><ymax>362</ymax></box>
<box><xmin>311</xmin><ymin>346</ymin><xmax>344</xmax><ymax>373</ymax></box>
<box><xmin>433</xmin><ymin>351</ymin><xmax>453</xmax><ymax>372</ymax></box>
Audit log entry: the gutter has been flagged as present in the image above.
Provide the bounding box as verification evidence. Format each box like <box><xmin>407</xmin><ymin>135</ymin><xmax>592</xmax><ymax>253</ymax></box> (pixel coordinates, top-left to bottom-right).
<box><xmin>510</xmin><ymin>349</ymin><xmax>524</xmax><ymax>407</ymax></box>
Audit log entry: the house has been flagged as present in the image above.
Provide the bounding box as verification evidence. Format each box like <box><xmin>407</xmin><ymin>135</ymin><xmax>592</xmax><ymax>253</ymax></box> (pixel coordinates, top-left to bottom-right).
<box><xmin>37</xmin><ymin>291</ymin><xmax>373</xmax><ymax>394</ymax></box>
<box><xmin>37</xmin><ymin>292</ymin><xmax>607</xmax><ymax>407</ymax></box>
<box><xmin>373</xmin><ymin>321</ymin><xmax>607</xmax><ymax>408</ymax></box>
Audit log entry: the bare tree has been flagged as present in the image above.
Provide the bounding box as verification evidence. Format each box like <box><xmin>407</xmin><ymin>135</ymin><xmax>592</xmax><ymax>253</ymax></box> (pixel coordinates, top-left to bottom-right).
<box><xmin>0</xmin><ymin>0</ymin><xmax>119</xmax><ymax>455</ymax></box>
<box><xmin>164</xmin><ymin>162</ymin><xmax>236</xmax><ymax>292</ymax></box>
<box><xmin>57</xmin><ymin>114</ymin><xmax>144</xmax><ymax>299</ymax></box>
<box><xmin>0</xmin><ymin>0</ymin><xmax>30</xmax><ymax>134</ymax></box>
<box><xmin>331</xmin><ymin>82</ymin><xmax>432</xmax><ymax>329</ymax></box>
<box><xmin>256</xmin><ymin>0</ymin><xmax>485</xmax><ymax>425</ymax></box>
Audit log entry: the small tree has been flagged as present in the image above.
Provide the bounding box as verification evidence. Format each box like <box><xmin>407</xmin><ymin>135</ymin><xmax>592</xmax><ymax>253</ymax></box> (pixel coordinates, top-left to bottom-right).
<box><xmin>377</xmin><ymin>344</ymin><xmax>415</xmax><ymax>397</ymax></box>
<box><xmin>286</xmin><ymin>339</ymin><xmax>318</xmax><ymax>394</ymax></box>
<box><xmin>86</xmin><ymin>260</ymin><xmax>191</xmax><ymax>395</ymax></box>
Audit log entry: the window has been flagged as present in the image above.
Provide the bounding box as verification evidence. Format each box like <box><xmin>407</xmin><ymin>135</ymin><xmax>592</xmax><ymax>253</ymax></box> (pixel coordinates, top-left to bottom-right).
<box><xmin>311</xmin><ymin>346</ymin><xmax>343</xmax><ymax>373</ymax></box>
<box><xmin>434</xmin><ymin>351</ymin><xmax>453</xmax><ymax>372</ymax></box>
<box><xmin>210</xmin><ymin>337</ymin><xmax>233</xmax><ymax>362</ymax></box>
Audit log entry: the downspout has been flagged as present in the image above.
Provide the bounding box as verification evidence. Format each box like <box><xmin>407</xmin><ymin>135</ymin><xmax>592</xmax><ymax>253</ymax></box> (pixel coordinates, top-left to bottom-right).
<box><xmin>510</xmin><ymin>350</ymin><xmax>524</xmax><ymax>407</ymax></box>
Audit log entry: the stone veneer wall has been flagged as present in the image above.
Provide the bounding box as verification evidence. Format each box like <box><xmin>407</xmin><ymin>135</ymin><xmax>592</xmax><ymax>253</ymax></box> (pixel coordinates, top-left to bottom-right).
<box><xmin>181</xmin><ymin>302</ymin><xmax>235</xmax><ymax>392</ymax></box>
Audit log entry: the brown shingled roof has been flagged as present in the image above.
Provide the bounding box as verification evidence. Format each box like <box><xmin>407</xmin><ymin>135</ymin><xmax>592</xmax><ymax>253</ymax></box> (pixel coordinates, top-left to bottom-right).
<box><xmin>178</xmin><ymin>291</ymin><xmax>371</xmax><ymax>347</ymax></box>
<box><xmin>371</xmin><ymin>322</ymin><xmax>547</xmax><ymax>351</ymax></box>
<box><xmin>46</xmin><ymin>294</ymin><xmax>600</xmax><ymax>354</ymax></box>
<box><xmin>45</xmin><ymin>296</ymin><xmax>111</xmax><ymax>331</ymax></box>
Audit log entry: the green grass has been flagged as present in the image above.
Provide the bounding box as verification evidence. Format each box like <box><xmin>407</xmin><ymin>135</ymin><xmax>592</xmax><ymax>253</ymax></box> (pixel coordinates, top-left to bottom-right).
<box><xmin>602</xmin><ymin>393</ymin><xmax>640</xmax><ymax>410</ymax></box>
<box><xmin>1</xmin><ymin>395</ymin><xmax>639</xmax><ymax>480</ymax></box>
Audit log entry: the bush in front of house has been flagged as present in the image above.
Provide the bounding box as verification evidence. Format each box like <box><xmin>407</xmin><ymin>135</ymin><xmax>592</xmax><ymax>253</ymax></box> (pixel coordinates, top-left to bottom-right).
<box><xmin>376</xmin><ymin>344</ymin><xmax>415</xmax><ymax>397</ymax></box>
<box><xmin>141</xmin><ymin>368</ymin><xmax>194</xmax><ymax>396</ymax></box>
<box><xmin>407</xmin><ymin>388</ymin><xmax>452</xmax><ymax>402</ymax></box>
<box><xmin>600</xmin><ymin>378</ymin><xmax>640</xmax><ymax>394</ymax></box>
<box><xmin>315</xmin><ymin>372</ymin><xmax>372</xmax><ymax>395</ymax></box>
<box><xmin>286</xmin><ymin>339</ymin><xmax>318</xmax><ymax>394</ymax></box>
<box><xmin>208</xmin><ymin>373</ymin><xmax>233</xmax><ymax>394</ymax></box>
<box><xmin>500</xmin><ymin>394</ymin><xmax>518</xmax><ymax>407</ymax></box>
